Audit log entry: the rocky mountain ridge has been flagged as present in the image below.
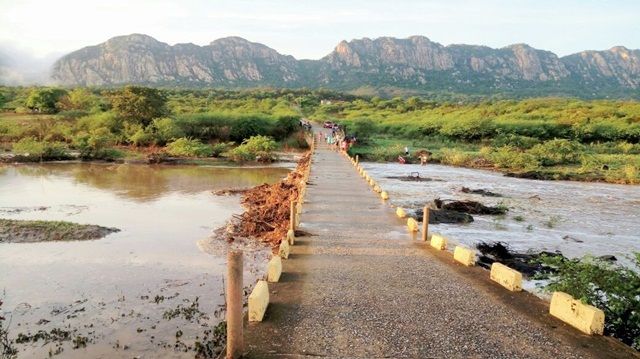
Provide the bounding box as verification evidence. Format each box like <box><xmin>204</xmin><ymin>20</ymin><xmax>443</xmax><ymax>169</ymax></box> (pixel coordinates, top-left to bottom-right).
<box><xmin>51</xmin><ymin>34</ymin><xmax>640</xmax><ymax>97</ymax></box>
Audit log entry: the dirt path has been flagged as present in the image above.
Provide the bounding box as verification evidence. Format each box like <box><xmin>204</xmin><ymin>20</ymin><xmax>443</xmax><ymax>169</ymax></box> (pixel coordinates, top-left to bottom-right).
<box><xmin>243</xmin><ymin>129</ymin><xmax>637</xmax><ymax>358</ymax></box>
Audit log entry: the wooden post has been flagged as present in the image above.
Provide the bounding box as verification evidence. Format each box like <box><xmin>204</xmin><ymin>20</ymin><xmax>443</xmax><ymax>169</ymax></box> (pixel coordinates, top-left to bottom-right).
<box><xmin>421</xmin><ymin>206</ymin><xmax>429</xmax><ymax>241</ymax></box>
<box><xmin>226</xmin><ymin>250</ymin><xmax>243</xmax><ymax>359</ymax></box>
<box><xmin>289</xmin><ymin>200</ymin><xmax>296</xmax><ymax>231</ymax></box>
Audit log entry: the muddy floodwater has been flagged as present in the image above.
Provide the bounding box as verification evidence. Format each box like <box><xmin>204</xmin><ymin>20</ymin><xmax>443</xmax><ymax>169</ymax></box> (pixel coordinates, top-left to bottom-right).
<box><xmin>363</xmin><ymin>163</ymin><xmax>640</xmax><ymax>267</ymax></box>
<box><xmin>0</xmin><ymin>163</ymin><xmax>290</xmax><ymax>358</ymax></box>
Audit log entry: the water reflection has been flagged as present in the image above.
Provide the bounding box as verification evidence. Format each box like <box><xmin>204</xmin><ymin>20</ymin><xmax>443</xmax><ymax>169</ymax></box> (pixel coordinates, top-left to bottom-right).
<box><xmin>0</xmin><ymin>162</ymin><xmax>288</xmax><ymax>357</ymax></box>
<box><xmin>7</xmin><ymin>163</ymin><xmax>290</xmax><ymax>201</ymax></box>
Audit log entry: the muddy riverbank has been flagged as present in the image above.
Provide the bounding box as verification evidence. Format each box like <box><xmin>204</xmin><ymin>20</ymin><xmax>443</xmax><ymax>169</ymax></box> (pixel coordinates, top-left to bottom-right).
<box><xmin>0</xmin><ymin>219</ymin><xmax>119</xmax><ymax>243</ymax></box>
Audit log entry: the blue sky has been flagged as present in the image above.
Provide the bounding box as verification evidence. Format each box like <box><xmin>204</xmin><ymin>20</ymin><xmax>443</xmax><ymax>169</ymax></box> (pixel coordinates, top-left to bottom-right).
<box><xmin>1</xmin><ymin>0</ymin><xmax>639</xmax><ymax>60</ymax></box>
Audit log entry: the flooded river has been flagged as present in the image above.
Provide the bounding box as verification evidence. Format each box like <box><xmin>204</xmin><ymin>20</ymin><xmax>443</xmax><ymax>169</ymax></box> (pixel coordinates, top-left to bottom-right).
<box><xmin>0</xmin><ymin>163</ymin><xmax>289</xmax><ymax>358</ymax></box>
<box><xmin>363</xmin><ymin>163</ymin><xmax>640</xmax><ymax>267</ymax></box>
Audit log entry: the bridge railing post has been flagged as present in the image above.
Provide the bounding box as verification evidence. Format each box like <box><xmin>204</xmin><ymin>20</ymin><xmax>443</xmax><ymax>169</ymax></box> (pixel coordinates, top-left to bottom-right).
<box><xmin>421</xmin><ymin>206</ymin><xmax>429</xmax><ymax>241</ymax></box>
<box><xmin>226</xmin><ymin>250</ymin><xmax>244</xmax><ymax>359</ymax></box>
<box><xmin>289</xmin><ymin>200</ymin><xmax>297</xmax><ymax>231</ymax></box>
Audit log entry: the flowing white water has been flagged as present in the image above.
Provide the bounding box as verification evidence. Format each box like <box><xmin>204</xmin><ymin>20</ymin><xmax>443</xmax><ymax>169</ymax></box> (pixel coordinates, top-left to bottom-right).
<box><xmin>363</xmin><ymin>162</ymin><xmax>640</xmax><ymax>267</ymax></box>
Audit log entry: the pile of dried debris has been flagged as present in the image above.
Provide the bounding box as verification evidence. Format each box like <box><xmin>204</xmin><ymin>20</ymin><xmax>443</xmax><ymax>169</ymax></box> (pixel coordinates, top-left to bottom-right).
<box><xmin>225</xmin><ymin>153</ymin><xmax>311</xmax><ymax>248</ymax></box>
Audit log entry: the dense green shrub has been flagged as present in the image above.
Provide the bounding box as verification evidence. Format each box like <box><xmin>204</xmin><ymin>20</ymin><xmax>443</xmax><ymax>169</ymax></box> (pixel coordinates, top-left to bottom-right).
<box><xmin>528</xmin><ymin>139</ymin><xmax>584</xmax><ymax>166</ymax></box>
<box><xmin>439</xmin><ymin>148</ymin><xmax>473</xmax><ymax>166</ymax></box>
<box><xmin>491</xmin><ymin>134</ymin><xmax>540</xmax><ymax>149</ymax></box>
<box><xmin>226</xmin><ymin>135</ymin><xmax>277</xmax><ymax>162</ymax></box>
<box><xmin>211</xmin><ymin>142</ymin><xmax>235</xmax><ymax>157</ymax></box>
<box><xmin>110</xmin><ymin>86</ymin><xmax>168</xmax><ymax>126</ymax></box>
<box><xmin>73</xmin><ymin>127</ymin><xmax>118</xmax><ymax>160</ymax></box>
<box><xmin>229</xmin><ymin>116</ymin><xmax>272</xmax><ymax>142</ymax></box>
<box><xmin>11</xmin><ymin>138</ymin><xmax>70</xmax><ymax>161</ymax></box>
<box><xmin>350</xmin><ymin>118</ymin><xmax>377</xmax><ymax>142</ymax></box>
<box><xmin>25</xmin><ymin>88</ymin><xmax>67</xmax><ymax>113</ymax></box>
<box><xmin>270</xmin><ymin>116</ymin><xmax>299</xmax><ymax>140</ymax></box>
<box><xmin>439</xmin><ymin>117</ymin><xmax>495</xmax><ymax>140</ymax></box>
<box><xmin>538</xmin><ymin>254</ymin><xmax>640</xmax><ymax>349</ymax></box>
<box><xmin>488</xmin><ymin>146</ymin><xmax>540</xmax><ymax>171</ymax></box>
<box><xmin>165</xmin><ymin>138</ymin><xmax>213</xmax><ymax>157</ymax></box>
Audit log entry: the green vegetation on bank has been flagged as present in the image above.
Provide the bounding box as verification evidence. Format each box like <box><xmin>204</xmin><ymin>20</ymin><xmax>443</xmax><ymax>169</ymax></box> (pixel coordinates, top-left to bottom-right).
<box><xmin>311</xmin><ymin>97</ymin><xmax>640</xmax><ymax>184</ymax></box>
<box><xmin>537</xmin><ymin>253</ymin><xmax>640</xmax><ymax>349</ymax></box>
<box><xmin>0</xmin><ymin>87</ymin><xmax>331</xmax><ymax>163</ymax></box>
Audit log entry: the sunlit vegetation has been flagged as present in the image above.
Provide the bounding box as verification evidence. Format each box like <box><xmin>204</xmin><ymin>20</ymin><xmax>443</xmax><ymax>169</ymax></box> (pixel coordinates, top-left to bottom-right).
<box><xmin>0</xmin><ymin>86</ymin><xmax>332</xmax><ymax>163</ymax></box>
<box><xmin>536</xmin><ymin>253</ymin><xmax>640</xmax><ymax>349</ymax></box>
<box><xmin>311</xmin><ymin>96</ymin><xmax>640</xmax><ymax>184</ymax></box>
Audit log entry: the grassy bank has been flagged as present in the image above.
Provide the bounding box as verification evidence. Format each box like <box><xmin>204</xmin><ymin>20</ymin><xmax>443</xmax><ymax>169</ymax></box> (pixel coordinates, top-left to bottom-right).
<box><xmin>0</xmin><ymin>87</ymin><xmax>314</xmax><ymax>164</ymax></box>
<box><xmin>312</xmin><ymin>97</ymin><xmax>640</xmax><ymax>184</ymax></box>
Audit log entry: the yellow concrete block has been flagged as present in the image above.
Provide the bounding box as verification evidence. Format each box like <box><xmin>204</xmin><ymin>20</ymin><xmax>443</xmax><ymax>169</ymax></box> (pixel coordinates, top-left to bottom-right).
<box><xmin>380</xmin><ymin>191</ymin><xmax>389</xmax><ymax>200</ymax></box>
<box><xmin>490</xmin><ymin>262</ymin><xmax>522</xmax><ymax>292</ymax></box>
<box><xmin>453</xmin><ymin>246</ymin><xmax>476</xmax><ymax>266</ymax></box>
<box><xmin>430</xmin><ymin>234</ymin><xmax>448</xmax><ymax>250</ymax></box>
<box><xmin>550</xmin><ymin>292</ymin><xmax>604</xmax><ymax>335</ymax></box>
<box><xmin>278</xmin><ymin>239</ymin><xmax>290</xmax><ymax>259</ymax></box>
<box><xmin>396</xmin><ymin>207</ymin><xmax>407</xmax><ymax>218</ymax></box>
<box><xmin>373</xmin><ymin>184</ymin><xmax>381</xmax><ymax>193</ymax></box>
<box><xmin>248</xmin><ymin>280</ymin><xmax>269</xmax><ymax>322</ymax></box>
<box><xmin>286</xmin><ymin>229</ymin><xmax>295</xmax><ymax>245</ymax></box>
<box><xmin>407</xmin><ymin>218</ymin><xmax>419</xmax><ymax>232</ymax></box>
<box><xmin>267</xmin><ymin>256</ymin><xmax>282</xmax><ymax>282</ymax></box>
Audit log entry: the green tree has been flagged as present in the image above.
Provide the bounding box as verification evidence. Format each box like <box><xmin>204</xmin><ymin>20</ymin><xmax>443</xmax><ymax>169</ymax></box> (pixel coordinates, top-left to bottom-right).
<box><xmin>111</xmin><ymin>86</ymin><xmax>168</xmax><ymax>126</ymax></box>
<box><xmin>59</xmin><ymin>88</ymin><xmax>99</xmax><ymax>111</ymax></box>
<box><xmin>25</xmin><ymin>88</ymin><xmax>67</xmax><ymax>113</ymax></box>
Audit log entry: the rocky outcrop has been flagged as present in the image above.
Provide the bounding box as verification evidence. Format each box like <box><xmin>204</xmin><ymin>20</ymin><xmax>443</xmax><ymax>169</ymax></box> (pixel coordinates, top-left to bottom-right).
<box><xmin>51</xmin><ymin>34</ymin><xmax>640</xmax><ymax>97</ymax></box>
<box><xmin>562</xmin><ymin>46</ymin><xmax>640</xmax><ymax>88</ymax></box>
<box><xmin>52</xmin><ymin>34</ymin><xmax>302</xmax><ymax>86</ymax></box>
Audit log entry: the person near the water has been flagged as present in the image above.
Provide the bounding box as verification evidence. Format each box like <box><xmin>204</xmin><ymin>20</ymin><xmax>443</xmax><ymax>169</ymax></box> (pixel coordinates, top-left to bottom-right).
<box><xmin>398</xmin><ymin>155</ymin><xmax>406</xmax><ymax>164</ymax></box>
<box><xmin>420</xmin><ymin>153</ymin><xmax>428</xmax><ymax>166</ymax></box>
<box><xmin>404</xmin><ymin>146</ymin><xmax>410</xmax><ymax>157</ymax></box>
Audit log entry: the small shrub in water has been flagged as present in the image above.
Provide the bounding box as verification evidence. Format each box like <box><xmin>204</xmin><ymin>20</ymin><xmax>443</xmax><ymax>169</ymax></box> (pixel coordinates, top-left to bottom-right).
<box><xmin>166</xmin><ymin>138</ymin><xmax>214</xmax><ymax>157</ymax></box>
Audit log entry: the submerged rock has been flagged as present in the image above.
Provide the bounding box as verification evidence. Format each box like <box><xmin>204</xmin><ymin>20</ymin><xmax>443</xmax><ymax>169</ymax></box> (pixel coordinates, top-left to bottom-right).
<box><xmin>475</xmin><ymin>241</ymin><xmax>563</xmax><ymax>277</ymax></box>
<box><xmin>385</xmin><ymin>175</ymin><xmax>442</xmax><ymax>182</ymax></box>
<box><xmin>414</xmin><ymin>208</ymin><xmax>474</xmax><ymax>224</ymax></box>
<box><xmin>460</xmin><ymin>187</ymin><xmax>503</xmax><ymax>197</ymax></box>
<box><xmin>434</xmin><ymin>198</ymin><xmax>507</xmax><ymax>215</ymax></box>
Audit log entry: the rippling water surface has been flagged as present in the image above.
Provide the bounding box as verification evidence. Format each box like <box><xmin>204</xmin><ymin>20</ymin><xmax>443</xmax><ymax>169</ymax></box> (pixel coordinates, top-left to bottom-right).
<box><xmin>363</xmin><ymin>162</ymin><xmax>640</xmax><ymax>266</ymax></box>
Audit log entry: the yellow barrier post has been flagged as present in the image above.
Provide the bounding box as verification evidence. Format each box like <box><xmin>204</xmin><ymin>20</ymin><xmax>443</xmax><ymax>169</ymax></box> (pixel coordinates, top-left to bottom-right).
<box><xmin>407</xmin><ymin>218</ymin><xmax>419</xmax><ymax>232</ymax></box>
<box><xmin>430</xmin><ymin>233</ymin><xmax>447</xmax><ymax>250</ymax></box>
<box><xmin>248</xmin><ymin>280</ymin><xmax>269</xmax><ymax>322</ymax></box>
<box><xmin>490</xmin><ymin>263</ymin><xmax>522</xmax><ymax>291</ymax></box>
<box><xmin>453</xmin><ymin>246</ymin><xmax>476</xmax><ymax>266</ymax></box>
<box><xmin>549</xmin><ymin>292</ymin><xmax>605</xmax><ymax>335</ymax></box>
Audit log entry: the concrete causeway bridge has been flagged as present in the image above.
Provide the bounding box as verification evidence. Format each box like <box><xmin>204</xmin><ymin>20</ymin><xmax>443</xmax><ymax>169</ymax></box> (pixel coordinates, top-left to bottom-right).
<box><xmin>231</xmin><ymin>130</ymin><xmax>637</xmax><ymax>358</ymax></box>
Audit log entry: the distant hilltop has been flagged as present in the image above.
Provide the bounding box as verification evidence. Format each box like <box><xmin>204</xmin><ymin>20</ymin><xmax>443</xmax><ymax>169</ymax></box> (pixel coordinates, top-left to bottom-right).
<box><xmin>51</xmin><ymin>34</ymin><xmax>640</xmax><ymax>98</ymax></box>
